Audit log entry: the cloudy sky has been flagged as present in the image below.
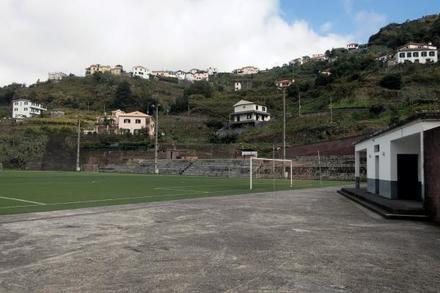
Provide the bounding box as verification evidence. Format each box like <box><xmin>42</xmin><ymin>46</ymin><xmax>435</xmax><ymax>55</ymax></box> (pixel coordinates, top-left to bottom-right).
<box><xmin>1</xmin><ymin>0</ymin><xmax>439</xmax><ymax>86</ymax></box>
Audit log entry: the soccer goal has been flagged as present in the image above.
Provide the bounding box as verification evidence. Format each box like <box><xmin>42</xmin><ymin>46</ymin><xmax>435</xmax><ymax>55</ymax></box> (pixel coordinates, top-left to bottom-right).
<box><xmin>249</xmin><ymin>157</ymin><xmax>293</xmax><ymax>190</ymax></box>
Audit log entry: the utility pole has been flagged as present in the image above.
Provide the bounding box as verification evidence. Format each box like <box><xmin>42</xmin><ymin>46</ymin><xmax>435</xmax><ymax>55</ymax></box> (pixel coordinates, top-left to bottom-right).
<box><xmin>76</xmin><ymin>119</ymin><xmax>81</xmax><ymax>172</ymax></box>
<box><xmin>330</xmin><ymin>96</ymin><xmax>333</xmax><ymax>123</ymax></box>
<box><xmin>154</xmin><ymin>104</ymin><xmax>159</xmax><ymax>174</ymax></box>
<box><xmin>282</xmin><ymin>87</ymin><xmax>286</xmax><ymax>160</ymax></box>
<box><xmin>276</xmin><ymin>79</ymin><xmax>293</xmax><ymax>160</ymax></box>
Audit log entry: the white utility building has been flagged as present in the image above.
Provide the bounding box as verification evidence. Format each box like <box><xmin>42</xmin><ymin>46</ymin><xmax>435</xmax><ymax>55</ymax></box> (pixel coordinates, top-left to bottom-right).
<box><xmin>12</xmin><ymin>98</ymin><xmax>47</xmax><ymax>119</ymax></box>
<box><xmin>354</xmin><ymin>113</ymin><xmax>440</xmax><ymax>202</ymax></box>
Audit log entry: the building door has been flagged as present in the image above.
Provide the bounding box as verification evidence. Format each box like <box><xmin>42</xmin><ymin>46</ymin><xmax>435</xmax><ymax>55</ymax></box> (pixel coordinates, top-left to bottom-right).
<box><xmin>397</xmin><ymin>154</ymin><xmax>420</xmax><ymax>201</ymax></box>
<box><xmin>375</xmin><ymin>156</ymin><xmax>380</xmax><ymax>194</ymax></box>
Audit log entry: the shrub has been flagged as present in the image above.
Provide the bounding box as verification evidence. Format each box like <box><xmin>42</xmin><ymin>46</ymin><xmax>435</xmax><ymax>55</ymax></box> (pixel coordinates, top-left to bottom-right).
<box><xmin>380</xmin><ymin>74</ymin><xmax>402</xmax><ymax>90</ymax></box>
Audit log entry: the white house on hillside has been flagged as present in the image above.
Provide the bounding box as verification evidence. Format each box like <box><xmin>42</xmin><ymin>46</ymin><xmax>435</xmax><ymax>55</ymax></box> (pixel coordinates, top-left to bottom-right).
<box><xmin>12</xmin><ymin>98</ymin><xmax>47</xmax><ymax>119</ymax></box>
<box><xmin>193</xmin><ymin>71</ymin><xmax>209</xmax><ymax>81</ymax></box>
<box><xmin>132</xmin><ymin>66</ymin><xmax>150</xmax><ymax>79</ymax></box>
<box><xmin>176</xmin><ymin>70</ymin><xmax>186</xmax><ymax>80</ymax></box>
<box><xmin>48</xmin><ymin>72</ymin><xmax>67</xmax><ymax>81</ymax></box>
<box><xmin>230</xmin><ymin>100</ymin><xmax>270</xmax><ymax>126</ymax></box>
<box><xmin>234</xmin><ymin>66</ymin><xmax>259</xmax><ymax>75</ymax></box>
<box><xmin>347</xmin><ymin>43</ymin><xmax>359</xmax><ymax>50</ymax></box>
<box><xmin>395</xmin><ymin>42</ymin><xmax>438</xmax><ymax>64</ymax></box>
<box><xmin>234</xmin><ymin>82</ymin><xmax>242</xmax><ymax>91</ymax></box>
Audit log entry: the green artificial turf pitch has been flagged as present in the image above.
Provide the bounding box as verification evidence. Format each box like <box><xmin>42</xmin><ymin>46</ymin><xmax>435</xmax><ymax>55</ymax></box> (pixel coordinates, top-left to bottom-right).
<box><xmin>0</xmin><ymin>171</ymin><xmax>348</xmax><ymax>215</ymax></box>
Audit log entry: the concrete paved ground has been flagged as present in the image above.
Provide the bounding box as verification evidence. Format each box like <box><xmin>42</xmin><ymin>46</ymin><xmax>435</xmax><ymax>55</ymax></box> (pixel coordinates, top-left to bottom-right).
<box><xmin>1</xmin><ymin>187</ymin><xmax>440</xmax><ymax>293</ymax></box>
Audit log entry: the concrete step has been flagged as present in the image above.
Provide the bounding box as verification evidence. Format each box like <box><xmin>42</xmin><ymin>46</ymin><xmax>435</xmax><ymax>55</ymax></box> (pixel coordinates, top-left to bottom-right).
<box><xmin>338</xmin><ymin>189</ymin><xmax>430</xmax><ymax>221</ymax></box>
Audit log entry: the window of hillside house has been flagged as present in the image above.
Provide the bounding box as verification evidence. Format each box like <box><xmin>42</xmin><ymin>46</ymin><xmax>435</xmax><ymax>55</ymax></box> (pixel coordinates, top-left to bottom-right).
<box><xmin>429</xmin><ymin>51</ymin><xmax>435</xmax><ymax>56</ymax></box>
<box><xmin>24</xmin><ymin>108</ymin><xmax>28</xmax><ymax>111</ymax></box>
<box><xmin>407</xmin><ymin>52</ymin><xmax>412</xmax><ymax>58</ymax></box>
<box><xmin>14</xmin><ymin>108</ymin><xmax>18</xmax><ymax>111</ymax></box>
<box><xmin>24</xmin><ymin>102</ymin><xmax>28</xmax><ymax>105</ymax></box>
<box><xmin>414</xmin><ymin>59</ymin><xmax>420</xmax><ymax>63</ymax></box>
<box><xmin>247</xmin><ymin>114</ymin><xmax>252</xmax><ymax>119</ymax></box>
<box><xmin>14</xmin><ymin>102</ymin><xmax>18</xmax><ymax>105</ymax></box>
<box><xmin>413</xmin><ymin>52</ymin><xmax>419</xmax><ymax>57</ymax></box>
<box><xmin>124</xmin><ymin>119</ymin><xmax>131</xmax><ymax>123</ymax></box>
<box><xmin>256</xmin><ymin>106</ymin><xmax>259</xmax><ymax>110</ymax></box>
<box><xmin>399</xmin><ymin>53</ymin><xmax>405</xmax><ymax>58</ymax></box>
<box><xmin>374</xmin><ymin>145</ymin><xmax>380</xmax><ymax>153</ymax></box>
<box><xmin>262</xmin><ymin>107</ymin><xmax>266</xmax><ymax>111</ymax></box>
<box><xmin>135</xmin><ymin>119</ymin><xmax>141</xmax><ymax>124</ymax></box>
<box><xmin>421</xmin><ymin>51</ymin><xmax>427</xmax><ymax>57</ymax></box>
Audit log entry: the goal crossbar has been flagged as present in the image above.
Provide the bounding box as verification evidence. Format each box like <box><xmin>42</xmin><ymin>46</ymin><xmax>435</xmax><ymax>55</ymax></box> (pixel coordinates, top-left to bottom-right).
<box><xmin>249</xmin><ymin>157</ymin><xmax>293</xmax><ymax>190</ymax></box>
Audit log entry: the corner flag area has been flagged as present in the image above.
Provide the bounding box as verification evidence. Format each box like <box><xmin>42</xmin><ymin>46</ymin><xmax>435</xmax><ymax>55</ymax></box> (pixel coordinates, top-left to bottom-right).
<box><xmin>0</xmin><ymin>171</ymin><xmax>348</xmax><ymax>215</ymax></box>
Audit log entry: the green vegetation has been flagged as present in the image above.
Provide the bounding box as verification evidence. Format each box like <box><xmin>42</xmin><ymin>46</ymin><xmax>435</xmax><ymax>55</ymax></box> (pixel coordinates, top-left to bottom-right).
<box><xmin>0</xmin><ymin>171</ymin><xmax>348</xmax><ymax>215</ymax></box>
<box><xmin>369</xmin><ymin>14</ymin><xmax>440</xmax><ymax>49</ymax></box>
<box><xmin>0</xmin><ymin>14</ymin><xmax>439</xmax><ymax>155</ymax></box>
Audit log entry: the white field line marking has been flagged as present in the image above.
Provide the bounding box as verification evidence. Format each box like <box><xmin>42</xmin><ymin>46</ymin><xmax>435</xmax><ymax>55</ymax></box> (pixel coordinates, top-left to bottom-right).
<box><xmin>0</xmin><ymin>196</ymin><xmax>46</xmax><ymax>206</ymax></box>
<box><xmin>0</xmin><ymin>204</ymin><xmax>41</xmax><ymax>210</ymax></box>
<box><xmin>0</xmin><ymin>187</ymin><xmax>258</xmax><ymax>210</ymax></box>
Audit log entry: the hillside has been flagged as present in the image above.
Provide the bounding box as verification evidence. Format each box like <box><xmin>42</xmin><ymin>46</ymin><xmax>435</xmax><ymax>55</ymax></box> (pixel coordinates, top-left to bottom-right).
<box><xmin>369</xmin><ymin>14</ymin><xmax>440</xmax><ymax>48</ymax></box>
<box><xmin>1</xmin><ymin>14</ymin><xmax>440</xmax><ymax>150</ymax></box>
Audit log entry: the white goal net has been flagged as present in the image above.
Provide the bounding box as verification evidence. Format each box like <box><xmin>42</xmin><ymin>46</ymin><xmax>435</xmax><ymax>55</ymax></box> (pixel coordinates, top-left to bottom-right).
<box><xmin>250</xmin><ymin>157</ymin><xmax>293</xmax><ymax>190</ymax></box>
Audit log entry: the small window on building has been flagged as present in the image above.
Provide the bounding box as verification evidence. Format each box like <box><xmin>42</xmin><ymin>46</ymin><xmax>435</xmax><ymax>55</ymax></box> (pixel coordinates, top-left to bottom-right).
<box><xmin>374</xmin><ymin>145</ymin><xmax>380</xmax><ymax>153</ymax></box>
<box><xmin>135</xmin><ymin>119</ymin><xmax>141</xmax><ymax>124</ymax></box>
<box><xmin>407</xmin><ymin>52</ymin><xmax>412</xmax><ymax>58</ymax></box>
<box><xmin>413</xmin><ymin>52</ymin><xmax>419</xmax><ymax>57</ymax></box>
<box><xmin>421</xmin><ymin>51</ymin><xmax>427</xmax><ymax>57</ymax></box>
<box><xmin>24</xmin><ymin>108</ymin><xmax>28</xmax><ymax>111</ymax></box>
<box><xmin>262</xmin><ymin>107</ymin><xmax>266</xmax><ymax>111</ymax></box>
<box><xmin>414</xmin><ymin>59</ymin><xmax>420</xmax><ymax>63</ymax></box>
<box><xmin>256</xmin><ymin>106</ymin><xmax>259</xmax><ymax>110</ymax></box>
<box><xmin>246</xmin><ymin>114</ymin><xmax>252</xmax><ymax>119</ymax></box>
<box><xmin>399</xmin><ymin>53</ymin><xmax>405</xmax><ymax>58</ymax></box>
<box><xmin>124</xmin><ymin>119</ymin><xmax>131</xmax><ymax>123</ymax></box>
<box><xmin>24</xmin><ymin>102</ymin><xmax>28</xmax><ymax>105</ymax></box>
<box><xmin>242</xmin><ymin>106</ymin><xmax>246</xmax><ymax>109</ymax></box>
<box><xmin>429</xmin><ymin>51</ymin><xmax>435</xmax><ymax>57</ymax></box>
<box><xmin>14</xmin><ymin>102</ymin><xmax>18</xmax><ymax>105</ymax></box>
<box><xmin>14</xmin><ymin>108</ymin><xmax>18</xmax><ymax>111</ymax></box>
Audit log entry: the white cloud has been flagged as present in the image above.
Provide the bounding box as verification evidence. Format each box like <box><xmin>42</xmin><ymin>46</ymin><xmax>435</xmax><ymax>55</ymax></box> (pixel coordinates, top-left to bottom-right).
<box><xmin>354</xmin><ymin>10</ymin><xmax>387</xmax><ymax>41</ymax></box>
<box><xmin>341</xmin><ymin>0</ymin><xmax>354</xmax><ymax>14</ymax></box>
<box><xmin>0</xmin><ymin>0</ymin><xmax>350</xmax><ymax>85</ymax></box>
<box><xmin>320</xmin><ymin>22</ymin><xmax>333</xmax><ymax>33</ymax></box>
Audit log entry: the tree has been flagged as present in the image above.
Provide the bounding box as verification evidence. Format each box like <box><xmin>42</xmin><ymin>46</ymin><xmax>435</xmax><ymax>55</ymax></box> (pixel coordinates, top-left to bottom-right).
<box><xmin>113</xmin><ymin>81</ymin><xmax>133</xmax><ymax>110</ymax></box>
<box><xmin>183</xmin><ymin>81</ymin><xmax>213</xmax><ymax>98</ymax></box>
<box><xmin>380</xmin><ymin>74</ymin><xmax>402</xmax><ymax>90</ymax></box>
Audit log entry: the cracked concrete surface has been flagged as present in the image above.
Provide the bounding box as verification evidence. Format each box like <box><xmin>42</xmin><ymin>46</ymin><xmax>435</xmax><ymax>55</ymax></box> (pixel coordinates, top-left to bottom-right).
<box><xmin>1</xmin><ymin>187</ymin><xmax>440</xmax><ymax>292</ymax></box>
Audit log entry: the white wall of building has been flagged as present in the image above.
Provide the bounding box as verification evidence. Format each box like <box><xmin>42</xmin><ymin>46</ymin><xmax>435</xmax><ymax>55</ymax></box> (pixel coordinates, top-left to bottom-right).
<box><xmin>355</xmin><ymin>120</ymin><xmax>440</xmax><ymax>198</ymax></box>
<box><xmin>12</xmin><ymin>99</ymin><xmax>47</xmax><ymax>119</ymax></box>
<box><xmin>132</xmin><ymin>66</ymin><xmax>150</xmax><ymax>79</ymax></box>
<box><xmin>396</xmin><ymin>50</ymin><xmax>438</xmax><ymax>64</ymax></box>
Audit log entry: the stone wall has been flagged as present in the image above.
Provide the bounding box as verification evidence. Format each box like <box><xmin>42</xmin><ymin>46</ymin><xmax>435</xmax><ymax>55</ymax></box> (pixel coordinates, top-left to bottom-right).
<box><xmin>424</xmin><ymin>127</ymin><xmax>440</xmax><ymax>223</ymax></box>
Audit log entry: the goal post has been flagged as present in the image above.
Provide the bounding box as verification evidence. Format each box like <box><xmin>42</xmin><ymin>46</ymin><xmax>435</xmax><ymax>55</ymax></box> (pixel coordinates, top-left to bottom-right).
<box><xmin>250</xmin><ymin>157</ymin><xmax>293</xmax><ymax>190</ymax></box>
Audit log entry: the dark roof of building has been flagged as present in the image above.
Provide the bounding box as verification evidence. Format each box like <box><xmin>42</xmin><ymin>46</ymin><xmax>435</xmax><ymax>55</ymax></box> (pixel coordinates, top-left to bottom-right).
<box><xmin>355</xmin><ymin>112</ymin><xmax>440</xmax><ymax>145</ymax></box>
<box><xmin>230</xmin><ymin>110</ymin><xmax>270</xmax><ymax>116</ymax></box>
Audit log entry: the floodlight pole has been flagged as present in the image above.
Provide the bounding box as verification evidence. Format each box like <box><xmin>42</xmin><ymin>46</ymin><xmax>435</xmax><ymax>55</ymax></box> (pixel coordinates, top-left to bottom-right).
<box><xmin>154</xmin><ymin>104</ymin><xmax>159</xmax><ymax>174</ymax></box>
<box><xmin>76</xmin><ymin>119</ymin><xmax>81</xmax><ymax>172</ymax></box>
<box><xmin>249</xmin><ymin>157</ymin><xmax>253</xmax><ymax>190</ymax></box>
<box><xmin>282</xmin><ymin>88</ymin><xmax>286</xmax><ymax>160</ymax></box>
